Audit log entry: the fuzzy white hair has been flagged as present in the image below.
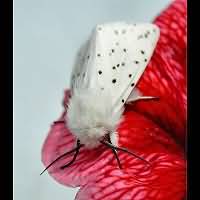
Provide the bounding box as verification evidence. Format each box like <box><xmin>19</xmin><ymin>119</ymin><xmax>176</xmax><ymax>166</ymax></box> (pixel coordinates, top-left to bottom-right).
<box><xmin>66</xmin><ymin>89</ymin><xmax>123</xmax><ymax>148</ymax></box>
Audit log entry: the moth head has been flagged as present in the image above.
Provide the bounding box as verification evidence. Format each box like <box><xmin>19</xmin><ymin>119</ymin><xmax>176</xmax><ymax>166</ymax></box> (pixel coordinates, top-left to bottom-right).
<box><xmin>69</xmin><ymin>126</ymin><xmax>110</xmax><ymax>148</ymax></box>
<box><xmin>66</xmin><ymin>89</ymin><xmax>123</xmax><ymax>148</ymax></box>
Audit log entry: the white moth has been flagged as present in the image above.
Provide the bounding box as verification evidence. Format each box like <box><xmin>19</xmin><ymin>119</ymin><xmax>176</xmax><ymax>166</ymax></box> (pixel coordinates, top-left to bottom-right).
<box><xmin>67</xmin><ymin>22</ymin><xmax>160</xmax><ymax>148</ymax></box>
<box><xmin>40</xmin><ymin>22</ymin><xmax>160</xmax><ymax>174</ymax></box>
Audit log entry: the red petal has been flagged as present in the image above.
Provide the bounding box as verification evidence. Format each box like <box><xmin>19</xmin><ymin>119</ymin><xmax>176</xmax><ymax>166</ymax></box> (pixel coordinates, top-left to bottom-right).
<box><xmin>131</xmin><ymin>0</ymin><xmax>187</xmax><ymax>144</ymax></box>
<box><xmin>74</xmin><ymin>111</ymin><xmax>185</xmax><ymax>200</ymax></box>
<box><xmin>118</xmin><ymin>111</ymin><xmax>183</xmax><ymax>156</ymax></box>
<box><xmin>75</xmin><ymin>154</ymin><xmax>185</xmax><ymax>200</ymax></box>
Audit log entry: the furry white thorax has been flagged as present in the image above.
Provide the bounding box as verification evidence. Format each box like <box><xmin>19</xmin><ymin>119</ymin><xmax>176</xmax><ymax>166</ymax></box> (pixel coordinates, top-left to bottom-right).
<box><xmin>66</xmin><ymin>89</ymin><xmax>123</xmax><ymax>148</ymax></box>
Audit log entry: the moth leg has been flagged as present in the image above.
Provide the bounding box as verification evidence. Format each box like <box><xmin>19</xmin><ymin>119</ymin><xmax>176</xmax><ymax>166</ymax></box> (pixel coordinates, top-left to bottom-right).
<box><xmin>126</xmin><ymin>88</ymin><xmax>159</xmax><ymax>104</ymax></box>
<box><xmin>111</xmin><ymin>148</ymin><xmax>122</xmax><ymax>169</ymax></box>
<box><xmin>101</xmin><ymin>140</ymin><xmax>151</xmax><ymax>166</ymax></box>
<box><xmin>126</xmin><ymin>96</ymin><xmax>159</xmax><ymax>104</ymax></box>
<box><xmin>53</xmin><ymin>120</ymin><xmax>65</xmax><ymax>124</ymax></box>
<box><xmin>108</xmin><ymin>133</ymin><xmax>122</xmax><ymax>169</ymax></box>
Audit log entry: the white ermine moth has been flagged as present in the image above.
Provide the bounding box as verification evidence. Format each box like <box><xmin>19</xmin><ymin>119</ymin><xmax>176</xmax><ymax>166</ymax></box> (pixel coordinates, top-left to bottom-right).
<box><xmin>41</xmin><ymin>22</ymin><xmax>160</xmax><ymax>174</ymax></box>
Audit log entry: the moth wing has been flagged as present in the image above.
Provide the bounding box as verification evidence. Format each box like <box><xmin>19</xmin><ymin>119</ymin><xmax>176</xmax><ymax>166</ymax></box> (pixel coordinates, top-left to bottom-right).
<box><xmin>70</xmin><ymin>39</ymin><xmax>90</xmax><ymax>92</ymax></box>
<box><xmin>71</xmin><ymin>22</ymin><xmax>160</xmax><ymax>113</ymax></box>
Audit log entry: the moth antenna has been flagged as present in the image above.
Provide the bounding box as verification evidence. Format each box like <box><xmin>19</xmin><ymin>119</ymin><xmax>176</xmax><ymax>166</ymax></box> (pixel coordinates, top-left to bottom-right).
<box><xmin>40</xmin><ymin>140</ymin><xmax>83</xmax><ymax>175</ymax></box>
<box><xmin>100</xmin><ymin>140</ymin><xmax>151</xmax><ymax>166</ymax></box>
<box><xmin>60</xmin><ymin>143</ymin><xmax>81</xmax><ymax>169</ymax></box>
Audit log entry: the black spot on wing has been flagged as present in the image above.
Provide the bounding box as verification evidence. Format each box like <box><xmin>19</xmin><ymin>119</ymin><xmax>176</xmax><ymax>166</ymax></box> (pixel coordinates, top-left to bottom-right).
<box><xmin>134</xmin><ymin>61</ymin><xmax>139</xmax><ymax>64</ymax></box>
<box><xmin>98</xmin><ymin>70</ymin><xmax>102</xmax><ymax>75</ymax></box>
<box><xmin>140</xmin><ymin>50</ymin><xmax>145</xmax><ymax>54</ymax></box>
<box><xmin>112</xmin><ymin>79</ymin><xmax>116</xmax><ymax>84</ymax></box>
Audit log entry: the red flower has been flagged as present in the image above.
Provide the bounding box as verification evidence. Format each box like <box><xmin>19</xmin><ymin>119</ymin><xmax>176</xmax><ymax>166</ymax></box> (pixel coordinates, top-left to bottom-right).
<box><xmin>41</xmin><ymin>0</ymin><xmax>187</xmax><ymax>199</ymax></box>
